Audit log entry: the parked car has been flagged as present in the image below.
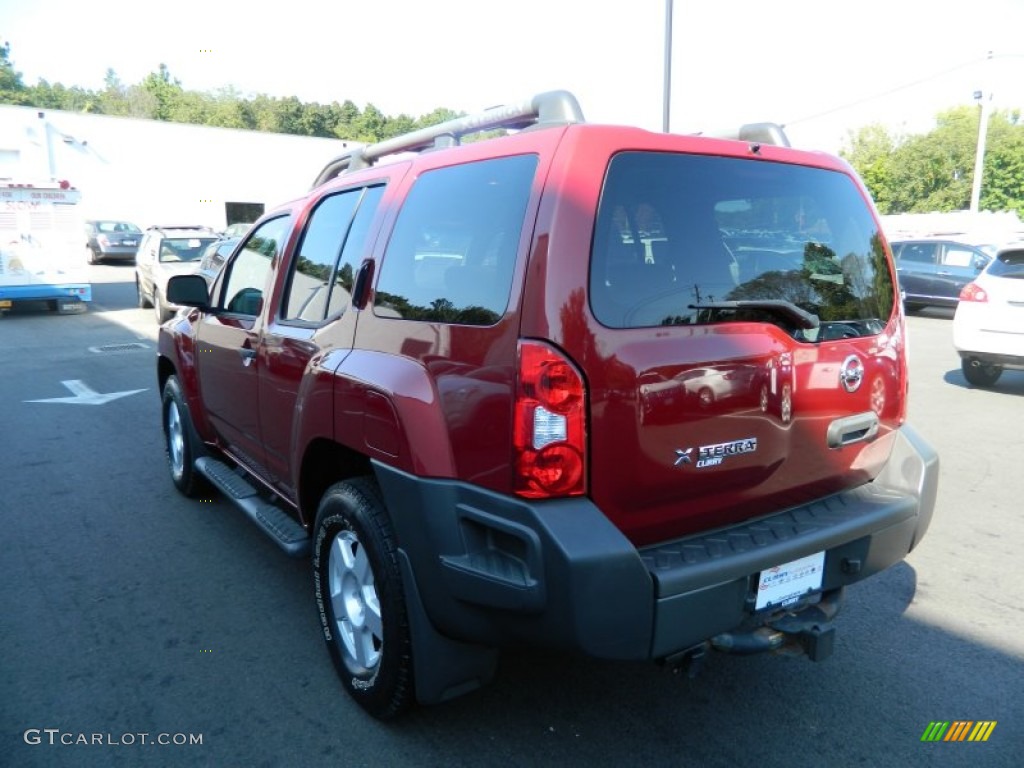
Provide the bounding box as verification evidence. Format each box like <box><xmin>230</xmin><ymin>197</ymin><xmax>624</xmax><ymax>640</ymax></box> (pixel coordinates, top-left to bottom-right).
<box><xmin>890</xmin><ymin>237</ymin><xmax>992</xmax><ymax>311</ymax></box>
<box><xmin>197</xmin><ymin>236</ymin><xmax>239</xmax><ymax>286</ymax></box>
<box><xmin>953</xmin><ymin>243</ymin><xmax>1024</xmax><ymax>386</ymax></box>
<box><xmin>135</xmin><ymin>225</ymin><xmax>220</xmax><ymax>322</ymax></box>
<box><xmin>84</xmin><ymin>219</ymin><xmax>142</xmax><ymax>264</ymax></box>
<box><xmin>157</xmin><ymin>91</ymin><xmax>937</xmax><ymax>719</ymax></box>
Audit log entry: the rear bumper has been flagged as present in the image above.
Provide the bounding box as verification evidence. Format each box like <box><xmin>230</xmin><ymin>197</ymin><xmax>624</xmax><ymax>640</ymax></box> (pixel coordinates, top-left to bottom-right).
<box><xmin>97</xmin><ymin>248</ymin><xmax>138</xmax><ymax>261</ymax></box>
<box><xmin>374</xmin><ymin>423</ymin><xmax>938</xmax><ymax>662</ymax></box>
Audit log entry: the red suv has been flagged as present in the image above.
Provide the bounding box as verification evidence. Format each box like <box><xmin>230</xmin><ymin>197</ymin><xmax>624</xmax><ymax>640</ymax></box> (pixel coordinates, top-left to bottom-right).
<box><xmin>158</xmin><ymin>91</ymin><xmax>938</xmax><ymax>719</ymax></box>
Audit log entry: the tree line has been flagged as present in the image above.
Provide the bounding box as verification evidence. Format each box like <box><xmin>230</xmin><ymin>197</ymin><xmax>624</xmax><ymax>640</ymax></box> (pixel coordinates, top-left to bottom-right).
<box><xmin>841</xmin><ymin>106</ymin><xmax>1024</xmax><ymax>218</ymax></box>
<box><xmin>0</xmin><ymin>42</ymin><xmax>462</xmax><ymax>143</ymax></box>
<box><xmin>3</xmin><ymin>41</ymin><xmax>1023</xmax><ymax>216</ymax></box>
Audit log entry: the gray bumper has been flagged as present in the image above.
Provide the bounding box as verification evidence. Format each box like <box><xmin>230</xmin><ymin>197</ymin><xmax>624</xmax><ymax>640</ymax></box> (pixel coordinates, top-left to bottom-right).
<box><xmin>374</xmin><ymin>423</ymin><xmax>938</xmax><ymax>662</ymax></box>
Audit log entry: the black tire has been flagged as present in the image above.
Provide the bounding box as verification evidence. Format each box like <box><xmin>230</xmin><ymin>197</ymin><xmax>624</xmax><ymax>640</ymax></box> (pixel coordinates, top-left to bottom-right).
<box><xmin>154</xmin><ymin>290</ymin><xmax>173</xmax><ymax>323</ymax></box>
<box><xmin>137</xmin><ymin>277</ymin><xmax>153</xmax><ymax>309</ymax></box>
<box><xmin>313</xmin><ymin>478</ymin><xmax>414</xmax><ymax>719</ymax></box>
<box><xmin>961</xmin><ymin>358</ymin><xmax>1002</xmax><ymax>387</ymax></box>
<box><xmin>161</xmin><ymin>375</ymin><xmax>207</xmax><ymax>496</ymax></box>
<box><xmin>87</xmin><ymin>246</ymin><xmax>100</xmax><ymax>265</ymax></box>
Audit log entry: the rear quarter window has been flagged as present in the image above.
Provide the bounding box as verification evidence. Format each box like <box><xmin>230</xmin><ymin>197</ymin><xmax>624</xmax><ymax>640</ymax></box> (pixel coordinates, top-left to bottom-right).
<box><xmin>374</xmin><ymin>154</ymin><xmax>537</xmax><ymax>326</ymax></box>
<box><xmin>589</xmin><ymin>152</ymin><xmax>894</xmax><ymax>340</ymax></box>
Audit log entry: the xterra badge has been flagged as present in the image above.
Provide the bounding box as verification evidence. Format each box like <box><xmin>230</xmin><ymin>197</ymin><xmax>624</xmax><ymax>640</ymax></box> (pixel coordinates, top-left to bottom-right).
<box><xmin>675</xmin><ymin>438</ymin><xmax>757</xmax><ymax>468</ymax></box>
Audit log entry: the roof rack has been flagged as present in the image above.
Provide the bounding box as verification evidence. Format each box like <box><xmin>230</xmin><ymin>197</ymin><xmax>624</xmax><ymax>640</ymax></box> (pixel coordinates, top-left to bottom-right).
<box><xmin>705</xmin><ymin>122</ymin><xmax>791</xmax><ymax>147</ymax></box>
<box><xmin>312</xmin><ymin>90</ymin><xmax>585</xmax><ymax>188</ymax></box>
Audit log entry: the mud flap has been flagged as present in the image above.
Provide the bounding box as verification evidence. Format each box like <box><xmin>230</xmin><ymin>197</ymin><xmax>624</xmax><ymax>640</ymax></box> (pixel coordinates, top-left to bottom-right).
<box><xmin>397</xmin><ymin>550</ymin><xmax>499</xmax><ymax>705</ymax></box>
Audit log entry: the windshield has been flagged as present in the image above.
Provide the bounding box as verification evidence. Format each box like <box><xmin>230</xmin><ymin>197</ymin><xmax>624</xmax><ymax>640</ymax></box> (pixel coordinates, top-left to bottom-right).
<box><xmin>589</xmin><ymin>152</ymin><xmax>895</xmax><ymax>341</ymax></box>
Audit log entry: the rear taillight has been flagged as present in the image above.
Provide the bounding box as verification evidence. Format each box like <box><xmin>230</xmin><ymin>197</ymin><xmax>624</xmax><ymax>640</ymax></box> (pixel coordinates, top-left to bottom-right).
<box><xmin>97</xmin><ymin>235</ymin><xmax>111</xmax><ymax>247</ymax></box>
<box><xmin>959</xmin><ymin>283</ymin><xmax>988</xmax><ymax>302</ymax></box>
<box><xmin>513</xmin><ymin>340</ymin><xmax>587</xmax><ymax>498</ymax></box>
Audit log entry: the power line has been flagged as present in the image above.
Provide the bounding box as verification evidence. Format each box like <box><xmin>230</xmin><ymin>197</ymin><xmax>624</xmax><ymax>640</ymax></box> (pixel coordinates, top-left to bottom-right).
<box><xmin>785</xmin><ymin>55</ymin><xmax>991</xmax><ymax>128</ymax></box>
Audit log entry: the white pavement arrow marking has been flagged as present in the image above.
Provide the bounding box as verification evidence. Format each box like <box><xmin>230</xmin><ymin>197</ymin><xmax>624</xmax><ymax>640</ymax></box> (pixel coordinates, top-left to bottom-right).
<box><xmin>25</xmin><ymin>380</ymin><xmax>147</xmax><ymax>406</ymax></box>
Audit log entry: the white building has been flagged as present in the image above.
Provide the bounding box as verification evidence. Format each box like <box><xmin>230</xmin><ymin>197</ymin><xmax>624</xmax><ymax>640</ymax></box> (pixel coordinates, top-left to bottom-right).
<box><xmin>0</xmin><ymin>105</ymin><xmax>360</xmax><ymax>231</ymax></box>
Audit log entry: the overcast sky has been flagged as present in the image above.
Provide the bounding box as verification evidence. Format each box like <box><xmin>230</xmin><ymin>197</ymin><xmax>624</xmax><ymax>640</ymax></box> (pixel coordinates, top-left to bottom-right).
<box><xmin>4</xmin><ymin>0</ymin><xmax>1024</xmax><ymax>153</ymax></box>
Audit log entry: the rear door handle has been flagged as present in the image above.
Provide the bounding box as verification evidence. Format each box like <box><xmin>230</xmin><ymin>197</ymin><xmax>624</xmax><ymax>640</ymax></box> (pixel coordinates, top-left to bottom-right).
<box><xmin>238</xmin><ymin>348</ymin><xmax>257</xmax><ymax>367</ymax></box>
<box><xmin>827</xmin><ymin>412</ymin><xmax>879</xmax><ymax>448</ymax></box>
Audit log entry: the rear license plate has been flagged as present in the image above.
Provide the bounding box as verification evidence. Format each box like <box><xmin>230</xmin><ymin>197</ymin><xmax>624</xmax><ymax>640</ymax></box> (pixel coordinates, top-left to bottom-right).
<box><xmin>755</xmin><ymin>551</ymin><xmax>825</xmax><ymax>611</ymax></box>
<box><xmin>0</xmin><ymin>300</ymin><xmax>11</xmax><ymax>308</ymax></box>
<box><xmin>122</xmin><ymin>239</ymin><xmax>137</xmax><ymax>246</ymax></box>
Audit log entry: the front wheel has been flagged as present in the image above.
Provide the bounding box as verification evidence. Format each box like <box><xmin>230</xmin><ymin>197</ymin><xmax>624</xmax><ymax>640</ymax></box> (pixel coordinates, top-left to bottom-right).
<box><xmin>313</xmin><ymin>478</ymin><xmax>414</xmax><ymax>719</ymax></box>
<box><xmin>161</xmin><ymin>375</ymin><xmax>207</xmax><ymax>496</ymax></box>
<box><xmin>962</xmin><ymin>358</ymin><xmax>1002</xmax><ymax>387</ymax></box>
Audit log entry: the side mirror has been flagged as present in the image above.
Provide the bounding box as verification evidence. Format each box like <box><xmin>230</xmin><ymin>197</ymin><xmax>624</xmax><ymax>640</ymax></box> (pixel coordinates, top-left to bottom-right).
<box><xmin>167</xmin><ymin>273</ymin><xmax>210</xmax><ymax>308</ymax></box>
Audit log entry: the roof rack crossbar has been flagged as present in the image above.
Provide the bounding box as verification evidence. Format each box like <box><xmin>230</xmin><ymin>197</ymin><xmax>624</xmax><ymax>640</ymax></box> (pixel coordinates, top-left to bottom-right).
<box><xmin>312</xmin><ymin>90</ymin><xmax>584</xmax><ymax>188</ymax></box>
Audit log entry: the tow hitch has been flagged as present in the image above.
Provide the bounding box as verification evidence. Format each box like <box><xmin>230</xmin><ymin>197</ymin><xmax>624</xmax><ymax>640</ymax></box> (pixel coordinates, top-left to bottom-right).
<box><xmin>710</xmin><ymin>588</ymin><xmax>844</xmax><ymax>662</ymax></box>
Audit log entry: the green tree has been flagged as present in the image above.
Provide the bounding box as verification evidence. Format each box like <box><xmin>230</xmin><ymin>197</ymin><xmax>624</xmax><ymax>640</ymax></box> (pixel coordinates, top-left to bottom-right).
<box><xmin>141</xmin><ymin>63</ymin><xmax>184</xmax><ymax>121</ymax></box>
<box><xmin>844</xmin><ymin>106</ymin><xmax>1024</xmax><ymax>218</ymax></box>
<box><xmin>98</xmin><ymin>68</ymin><xmax>131</xmax><ymax>115</ymax></box>
<box><xmin>0</xmin><ymin>40</ymin><xmax>29</xmax><ymax>104</ymax></box>
<box><xmin>350</xmin><ymin>103</ymin><xmax>386</xmax><ymax>142</ymax></box>
<box><xmin>332</xmin><ymin>100</ymin><xmax>361</xmax><ymax>139</ymax></box>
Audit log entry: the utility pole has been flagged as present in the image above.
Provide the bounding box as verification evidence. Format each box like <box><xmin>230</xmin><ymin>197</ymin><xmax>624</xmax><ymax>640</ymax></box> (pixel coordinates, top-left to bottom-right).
<box><xmin>663</xmin><ymin>0</ymin><xmax>673</xmax><ymax>133</ymax></box>
<box><xmin>969</xmin><ymin>51</ymin><xmax>994</xmax><ymax>213</ymax></box>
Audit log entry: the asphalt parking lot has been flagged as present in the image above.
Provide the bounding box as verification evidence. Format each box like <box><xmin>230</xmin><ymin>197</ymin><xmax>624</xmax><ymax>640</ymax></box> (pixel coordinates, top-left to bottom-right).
<box><xmin>1</xmin><ymin>267</ymin><xmax>1021</xmax><ymax>767</ymax></box>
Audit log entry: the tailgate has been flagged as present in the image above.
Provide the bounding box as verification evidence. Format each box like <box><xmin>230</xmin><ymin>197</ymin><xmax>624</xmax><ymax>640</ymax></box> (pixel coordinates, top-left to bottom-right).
<box><xmin>572</xmin><ymin>149</ymin><xmax>903</xmax><ymax>546</ymax></box>
<box><xmin>586</xmin><ymin>322</ymin><xmax>903</xmax><ymax>545</ymax></box>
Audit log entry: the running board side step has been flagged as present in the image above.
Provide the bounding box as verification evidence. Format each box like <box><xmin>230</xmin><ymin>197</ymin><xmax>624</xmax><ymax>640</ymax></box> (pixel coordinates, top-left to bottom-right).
<box><xmin>195</xmin><ymin>457</ymin><xmax>310</xmax><ymax>557</ymax></box>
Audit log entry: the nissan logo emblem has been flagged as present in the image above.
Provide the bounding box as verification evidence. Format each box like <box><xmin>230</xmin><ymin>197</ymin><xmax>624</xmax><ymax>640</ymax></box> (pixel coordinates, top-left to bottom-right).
<box><xmin>840</xmin><ymin>355</ymin><xmax>864</xmax><ymax>393</ymax></box>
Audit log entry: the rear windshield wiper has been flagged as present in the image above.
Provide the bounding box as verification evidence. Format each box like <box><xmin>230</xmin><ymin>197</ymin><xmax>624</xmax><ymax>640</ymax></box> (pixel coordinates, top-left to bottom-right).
<box><xmin>688</xmin><ymin>300</ymin><xmax>820</xmax><ymax>330</ymax></box>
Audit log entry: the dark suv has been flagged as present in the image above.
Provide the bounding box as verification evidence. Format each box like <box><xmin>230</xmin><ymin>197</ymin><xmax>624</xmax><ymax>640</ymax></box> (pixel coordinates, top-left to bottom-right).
<box><xmin>890</xmin><ymin>237</ymin><xmax>992</xmax><ymax>311</ymax></box>
<box><xmin>158</xmin><ymin>91</ymin><xmax>938</xmax><ymax>719</ymax></box>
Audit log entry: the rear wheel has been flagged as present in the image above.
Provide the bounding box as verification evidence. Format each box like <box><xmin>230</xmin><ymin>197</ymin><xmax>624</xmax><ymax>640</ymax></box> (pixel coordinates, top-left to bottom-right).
<box><xmin>962</xmin><ymin>358</ymin><xmax>1002</xmax><ymax>387</ymax></box>
<box><xmin>313</xmin><ymin>478</ymin><xmax>414</xmax><ymax>719</ymax></box>
<box><xmin>86</xmin><ymin>246</ymin><xmax>100</xmax><ymax>265</ymax></box>
<box><xmin>136</xmin><ymin>277</ymin><xmax>152</xmax><ymax>309</ymax></box>
<box><xmin>154</xmin><ymin>290</ymin><xmax>173</xmax><ymax>323</ymax></box>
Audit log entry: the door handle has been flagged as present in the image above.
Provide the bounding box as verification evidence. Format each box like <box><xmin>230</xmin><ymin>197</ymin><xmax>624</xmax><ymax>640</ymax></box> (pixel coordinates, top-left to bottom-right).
<box><xmin>826</xmin><ymin>412</ymin><xmax>879</xmax><ymax>448</ymax></box>
<box><xmin>238</xmin><ymin>347</ymin><xmax>257</xmax><ymax>367</ymax></box>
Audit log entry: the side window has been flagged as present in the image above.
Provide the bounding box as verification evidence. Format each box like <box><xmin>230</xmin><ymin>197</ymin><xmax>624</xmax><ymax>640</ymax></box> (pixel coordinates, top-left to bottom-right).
<box><xmin>942</xmin><ymin>246</ymin><xmax>977</xmax><ymax>268</ymax></box>
<box><xmin>219</xmin><ymin>216</ymin><xmax>291</xmax><ymax>316</ymax></box>
<box><xmin>282</xmin><ymin>184</ymin><xmax>385</xmax><ymax>323</ymax></box>
<box><xmin>900</xmin><ymin>243</ymin><xmax>938</xmax><ymax>265</ymax></box>
<box><xmin>327</xmin><ymin>185</ymin><xmax>385</xmax><ymax>317</ymax></box>
<box><xmin>374</xmin><ymin>155</ymin><xmax>537</xmax><ymax>325</ymax></box>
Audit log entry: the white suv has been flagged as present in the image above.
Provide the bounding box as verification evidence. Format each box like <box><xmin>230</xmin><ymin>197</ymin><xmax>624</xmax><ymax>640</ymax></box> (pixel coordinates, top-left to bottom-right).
<box><xmin>135</xmin><ymin>226</ymin><xmax>220</xmax><ymax>322</ymax></box>
<box><xmin>953</xmin><ymin>244</ymin><xmax>1024</xmax><ymax>386</ymax></box>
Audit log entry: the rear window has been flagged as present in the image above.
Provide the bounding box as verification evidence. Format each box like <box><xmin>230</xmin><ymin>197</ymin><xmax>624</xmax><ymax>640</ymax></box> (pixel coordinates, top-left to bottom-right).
<box><xmin>988</xmin><ymin>248</ymin><xmax>1024</xmax><ymax>277</ymax></box>
<box><xmin>589</xmin><ymin>152</ymin><xmax>894</xmax><ymax>340</ymax></box>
